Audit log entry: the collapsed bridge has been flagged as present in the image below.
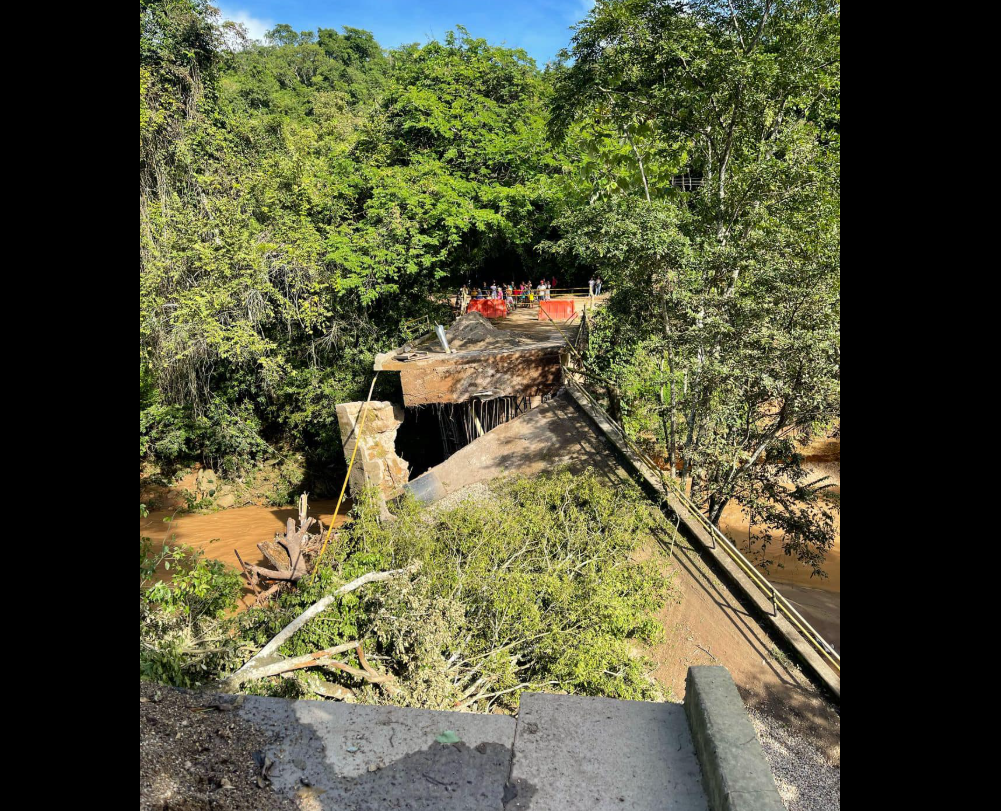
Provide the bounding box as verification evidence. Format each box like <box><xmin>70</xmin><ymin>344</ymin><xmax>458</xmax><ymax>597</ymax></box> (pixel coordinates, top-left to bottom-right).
<box><xmin>335</xmin><ymin>307</ymin><xmax>587</xmax><ymax>504</ymax></box>
<box><xmin>334</xmin><ymin>302</ymin><xmax>841</xmax><ymax>699</ymax></box>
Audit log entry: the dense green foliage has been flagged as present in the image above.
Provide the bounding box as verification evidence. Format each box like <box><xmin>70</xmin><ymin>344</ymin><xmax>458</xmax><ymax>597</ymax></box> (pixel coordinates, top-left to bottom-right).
<box><xmin>143</xmin><ymin>473</ymin><xmax>673</xmax><ymax>707</ymax></box>
<box><xmin>141</xmin><ymin>0</ymin><xmax>839</xmax><ymax>571</ymax></box>
<box><xmin>140</xmin><ymin>531</ymin><xmax>247</xmax><ymax>686</ymax></box>
<box><xmin>547</xmin><ymin>0</ymin><xmax>840</xmax><ymax>574</ymax></box>
<box><xmin>140</xmin><ymin>4</ymin><xmax>566</xmax><ymax>486</ymax></box>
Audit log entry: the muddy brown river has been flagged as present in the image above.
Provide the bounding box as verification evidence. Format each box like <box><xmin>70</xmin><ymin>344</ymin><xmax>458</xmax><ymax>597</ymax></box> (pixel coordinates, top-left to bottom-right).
<box><xmin>141</xmin><ymin>438</ymin><xmax>840</xmax><ymax>649</ymax></box>
<box><xmin>718</xmin><ymin>436</ymin><xmax>841</xmax><ymax>652</ymax></box>
<box><xmin>140</xmin><ymin>498</ymin><xmax>351</xmax><ymax>608</ymax></box>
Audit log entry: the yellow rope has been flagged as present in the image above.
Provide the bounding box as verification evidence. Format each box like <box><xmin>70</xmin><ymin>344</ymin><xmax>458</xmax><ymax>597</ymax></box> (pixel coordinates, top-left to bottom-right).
<box><xmin>311</xmin><ymin>372</ymin><xmax>379</xmax><ymax>583</ymax></box>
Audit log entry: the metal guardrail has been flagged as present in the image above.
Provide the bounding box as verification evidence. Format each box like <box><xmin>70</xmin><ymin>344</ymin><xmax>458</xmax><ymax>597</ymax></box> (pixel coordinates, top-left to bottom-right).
<box><xmin>400</xmin><ymin>315</ymin><xmax>432</xmax><ymax>344</ymax></box>
<box><xmin>561</xmin><ymin>367</ymin><xmax>841</xmax><ymax>675</ymax></box>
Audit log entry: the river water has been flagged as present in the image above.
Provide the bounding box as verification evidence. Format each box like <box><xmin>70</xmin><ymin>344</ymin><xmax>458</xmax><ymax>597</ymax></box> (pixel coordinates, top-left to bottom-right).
<box><xmin>718</xmin><ymin>437</ymin><xmax>841</xmax><ymax>652</ymax></box>
<box><xmin>140</xmin><ymin>498</ymin><xmax>351</xmax><ymax>608</ymax></box>
<box><xmin>140</xmin><ymin>437</ymin><xmax>840</xmax><ymax>648</ymax></box>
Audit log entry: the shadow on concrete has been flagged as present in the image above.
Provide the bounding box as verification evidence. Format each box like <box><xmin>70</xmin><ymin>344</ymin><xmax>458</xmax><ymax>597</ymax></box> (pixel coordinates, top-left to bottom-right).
<box><xmin>297</xmin><ymin>740</ymin><xmax>535</xmax><ymax>810</ymax></box>
<box><xmin>654</xmin><ymin>527</ymin><xmax>800</xmax><ymax>688</ymax></box>
<box><xmin>661</xmin><ymin>531</ymin><xmax>840</xmax><ymax>760</ymax></box>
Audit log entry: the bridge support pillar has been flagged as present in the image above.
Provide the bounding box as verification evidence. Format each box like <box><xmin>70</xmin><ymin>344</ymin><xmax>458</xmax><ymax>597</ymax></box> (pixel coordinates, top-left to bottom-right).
<box><xmin>335</xmin><ymin>401</ymin><xmax>410</xmax><ymax>503</ymax></box>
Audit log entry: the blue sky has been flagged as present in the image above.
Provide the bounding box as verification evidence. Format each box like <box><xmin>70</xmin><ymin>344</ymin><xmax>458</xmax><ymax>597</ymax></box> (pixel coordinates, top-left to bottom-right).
<box><xmin>217</xmin><ymin>1</ymin><xmax>595</xmax><ymax>66</ymax></box>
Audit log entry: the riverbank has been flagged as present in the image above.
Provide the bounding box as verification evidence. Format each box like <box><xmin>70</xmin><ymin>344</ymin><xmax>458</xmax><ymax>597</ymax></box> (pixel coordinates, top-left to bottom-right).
<box><xmin>718</xmin><ymin>435</ymin><xmax>841</xmax><ymax>652</ymax></box>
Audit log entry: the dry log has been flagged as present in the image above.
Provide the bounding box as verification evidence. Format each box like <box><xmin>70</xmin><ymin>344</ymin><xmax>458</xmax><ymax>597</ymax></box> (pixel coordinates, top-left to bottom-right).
<box><xmin>258</xmin><ymin>538</ymin><xmax>292</xmax><ymax>572</ymax></box>
<box><xmin>227</xmin><ymin>642</ymin><xmax>360</xmax><ymax>686</ymax></box>
<box><xmin>225</xmin><ymin>560</ymin><xmax>421</xmax><ymax>689</ymax></box>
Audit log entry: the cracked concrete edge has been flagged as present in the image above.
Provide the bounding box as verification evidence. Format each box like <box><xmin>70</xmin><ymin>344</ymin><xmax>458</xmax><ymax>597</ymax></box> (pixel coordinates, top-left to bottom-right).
<box><xmin>684</xmin><ymin>667</ymin><xmax>785</xmax><ymax>811</ymax></box>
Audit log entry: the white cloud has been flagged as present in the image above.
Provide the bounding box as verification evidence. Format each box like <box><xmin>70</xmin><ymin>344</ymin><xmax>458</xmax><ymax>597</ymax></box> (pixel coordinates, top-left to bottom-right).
<box><xmin>216</xmin><ymin>6</ymin><xmax>274</xmax><ymax>43</ymax></box>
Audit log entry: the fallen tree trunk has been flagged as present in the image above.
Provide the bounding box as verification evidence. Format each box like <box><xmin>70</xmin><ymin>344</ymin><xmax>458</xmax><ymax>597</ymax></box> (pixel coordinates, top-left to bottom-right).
<box><xmin>225</xmin><ymin>560</ymin><xmax>421</xmax><ymax>689</ymax></box>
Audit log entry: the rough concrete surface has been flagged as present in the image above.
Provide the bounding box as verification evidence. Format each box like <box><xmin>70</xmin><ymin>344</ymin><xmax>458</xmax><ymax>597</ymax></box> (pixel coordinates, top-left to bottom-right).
<box><xmin>375</xmin><ymin>307</ymin><xmax>583</xmax><ymax>406</ymax></box>
<box><xmin>387</xmin><ymin>344</ymin><xmax>565</xmax><ymax>407</ymax></box>
<box><xmin>509</xmin><ymin>693</ymin><xmax>707</xmax><ymax>811</ymax></box>
<box><xmin>336</xmin><ymin>401</ymin><xmax>410</xmax><ymax>500</ymax></box>
<box><xmin>144</xmin><ymin>677</ymin><xmax>824</xmax><ymax>811</ymax></box>
<box><xmin>684</xmin><ymin>667</ymin><xmax>784</xmax><ymax>811</ymax></box>
<box><xmin>405</xmin><ymin>392</ymin><xmax>631</xmax><ymax>502</ymax></box>
<box><xmin>240</xmin><ymin>696</ymin><xmax>520</xmax><ymax>810</ymax></box>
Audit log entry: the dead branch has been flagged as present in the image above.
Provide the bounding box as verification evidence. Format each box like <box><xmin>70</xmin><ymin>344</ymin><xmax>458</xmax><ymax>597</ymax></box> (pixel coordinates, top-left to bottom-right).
<box><xmin>321</xmin><ymin>645</ymin><xmax>400</xmax><ymax>695</ymax></box>
<box><xmin>229</xmin><ymin>641</ymin><xmax>399</xmax><ymax>696</ymax></box>
<box><xmin>226</xmin><ymin>560</ymin><xmax>422</xmax><ymax>689</ymax></box>
<box><xmin>227</xmin><ymin>642</ymin><xmax>360</xmax><ymax>686</ymax></box>
<box><xmin>234</xmin><ymin>550</ymin><xmax>261</xmax><ymax>597</ymax></box>
<box><xmin>241</xmin><ymin>493</ymin><xmax>323</xmax><ymax>584</ymax></box>
<box><xmin>254</xmin><ymin>582</ymin><xmax>282</xmax><ymax>607</ymax></box>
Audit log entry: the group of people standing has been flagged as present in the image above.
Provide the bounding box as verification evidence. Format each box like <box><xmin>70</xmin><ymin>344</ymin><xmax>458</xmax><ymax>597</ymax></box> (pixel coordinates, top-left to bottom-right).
<box><xmin>460</xmin><ymin>279</ymin><xmax>558</xmax><ymax>310</ymax></box>
<box><xmin>456</xmin><ymin>276</ymin><xmax>603</xmax><ymax>313</ymax></box>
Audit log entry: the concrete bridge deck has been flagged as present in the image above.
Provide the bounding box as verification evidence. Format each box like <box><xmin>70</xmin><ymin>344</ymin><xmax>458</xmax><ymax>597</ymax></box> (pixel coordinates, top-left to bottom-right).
<box><xmin>404</xmin><ymin>392</ymin><xmax>630</xmax><ymax>502</ymax></box>
<box><xmin>398</xmin><ymin>390</ymin><xmax>839</xmax><ymax>746</ymax></box>
<box><xmin>374</xmin><ymin>301</ymin><xmax>592</xmax><ymax>407</ymax></box>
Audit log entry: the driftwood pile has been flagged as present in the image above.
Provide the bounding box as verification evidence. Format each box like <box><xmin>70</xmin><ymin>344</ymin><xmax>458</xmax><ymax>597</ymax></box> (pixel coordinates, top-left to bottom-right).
<box><xmin>234</xmin><ymin>494</ymin><xmax>323</xmax><ymax>606</ymax></box>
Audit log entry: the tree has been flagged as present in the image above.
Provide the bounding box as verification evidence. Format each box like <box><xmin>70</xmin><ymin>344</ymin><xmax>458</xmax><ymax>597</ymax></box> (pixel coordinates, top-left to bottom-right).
<box><xmin>547</xmin><ymin>0</ymin><xmax>840</xmax><ymax>576</ymax></box>
<box><xmin>140</xmin><ymin>10</ymin><xmax>566</xmax><ymax>485</ymax></box>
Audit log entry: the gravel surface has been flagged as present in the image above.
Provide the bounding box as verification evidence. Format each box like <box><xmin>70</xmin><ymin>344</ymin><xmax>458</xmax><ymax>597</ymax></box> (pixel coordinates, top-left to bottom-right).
<box><xmin>749</xmin><ymin>708</ymin><xmax>840</xmax><ymax>811</ymax></box>
<box><xmin>428</xmin><ymin>481</ymin><xmax>492</xmax><ymax>513</ymax></box>
<box><xmin>140</xmin><ymin>681</ymin><xmax>297</xmax><ymax>810</ymax></box>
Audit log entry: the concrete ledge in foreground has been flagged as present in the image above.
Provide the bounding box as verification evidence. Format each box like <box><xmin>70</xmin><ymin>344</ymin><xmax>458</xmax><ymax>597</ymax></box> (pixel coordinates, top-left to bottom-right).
<box><xmin>684</xmin><ymin>667</ymin><xmax>784</xmax><ymax>811</ymax></box>
<box><xmin>509</xmin><ymin>692</ymin><xmax>708</xmax><ymax>811</ymax></box>
<box><xmin>240</xmin><ymin>696</ymin><xmax>518</xmax><ymax>810</ymax></box>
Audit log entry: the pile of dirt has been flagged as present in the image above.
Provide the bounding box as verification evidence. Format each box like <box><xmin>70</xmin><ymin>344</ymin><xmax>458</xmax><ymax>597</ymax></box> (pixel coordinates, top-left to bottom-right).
<box><xmin>140</xmin><ymin>681</ymin><xmax>296</xmax><ymax>810</ymax></box>
<box><xmin>443</xmin><ymin>312</ymin><xmax>530</xmax><ymax>351</ymax></box>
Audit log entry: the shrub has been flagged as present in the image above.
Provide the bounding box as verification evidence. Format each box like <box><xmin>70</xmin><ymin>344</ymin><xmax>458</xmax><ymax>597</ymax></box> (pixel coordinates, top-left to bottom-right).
<box><xmin>245</xmin><ymin>470</ymin><xmax>672</xmax><ymax>710</ymax></box>
<box><xmin>140</xmin><ymin>538</ymin><xmax>247</xmax><ymax>687</ymax></box>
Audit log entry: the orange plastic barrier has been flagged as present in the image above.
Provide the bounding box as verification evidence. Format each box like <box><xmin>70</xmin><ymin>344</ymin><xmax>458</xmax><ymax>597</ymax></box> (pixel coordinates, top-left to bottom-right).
<box><xmin>538</xmin><ymin>299</ymin><xmax>575</xmax><ymax>320</ymax></box>
<box><xmin>467</xmin><ymin>298</ymin><xmax>508</xmax><ymax>318</ymax></box>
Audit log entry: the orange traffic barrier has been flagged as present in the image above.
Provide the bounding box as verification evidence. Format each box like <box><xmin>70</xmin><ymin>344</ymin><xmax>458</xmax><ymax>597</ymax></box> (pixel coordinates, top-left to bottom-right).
<box><xmin>539</xmin><ymin>299</ymin><xmax>575</xmax><ymax>320</ymax></box>
<box><xmin>467</xmin><ymin>299</ymin><xmax>508</xmax><ymax>318</ymax></box>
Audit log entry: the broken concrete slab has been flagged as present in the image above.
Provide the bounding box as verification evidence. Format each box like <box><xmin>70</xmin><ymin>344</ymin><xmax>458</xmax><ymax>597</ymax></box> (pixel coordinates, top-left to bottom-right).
<box><xmin>403</xmin><ymin>393</ymin><xmax>632</xmax><ymax>503</ymax></box>
<box><xmin>379</xmin><ymin>343</ymin><xmax>565</xmax><ymax>407</ymax></box>
<box><xmin>241</xmin><ymin>696</ymin><xmax>520</xmax><ymax>810</ymax></box>
<box><xmin>684</xmin><ymin>667</ymin><xmax>784</xmax><ymax>811</ymax></box>
<box><xmin>508</xmin><ymin>693</ymin><xmax>708</xmax><ymax>811</ymax></box>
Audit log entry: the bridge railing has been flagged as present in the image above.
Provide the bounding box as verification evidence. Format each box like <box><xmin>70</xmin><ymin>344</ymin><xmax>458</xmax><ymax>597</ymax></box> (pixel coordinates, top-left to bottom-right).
<box><xmin>400</xmin><ymin>315</ymin><xmax>432</xmax><ymax>344</ymax></box>
<box><xmin>560</xmin><ymin>358</ymin><xmax>841</xmax><ymax>677</ymax></box>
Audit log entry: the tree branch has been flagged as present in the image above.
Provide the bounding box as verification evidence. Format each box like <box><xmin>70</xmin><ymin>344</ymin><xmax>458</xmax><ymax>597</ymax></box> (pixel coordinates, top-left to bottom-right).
<box><xmin>226</xmin><ymin>561</ymin><xmax>422</xmax><ymax>688</ymax></box>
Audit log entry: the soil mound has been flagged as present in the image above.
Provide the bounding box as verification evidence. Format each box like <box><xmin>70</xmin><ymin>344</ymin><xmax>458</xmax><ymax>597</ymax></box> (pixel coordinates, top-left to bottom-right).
<box><xmin>444</xmin><ymin>312</ymin><xmax>530</xmax><ymax>351</ymax></box>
